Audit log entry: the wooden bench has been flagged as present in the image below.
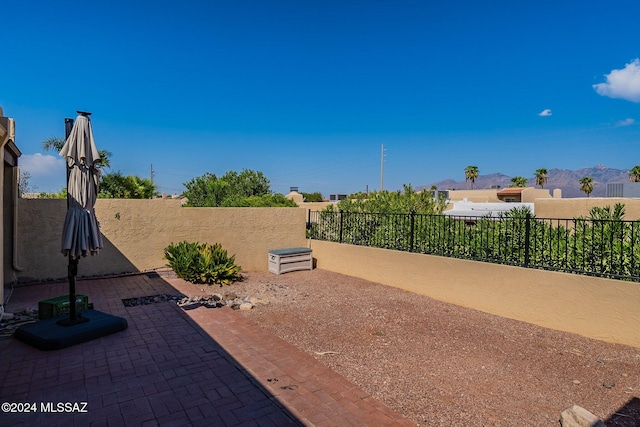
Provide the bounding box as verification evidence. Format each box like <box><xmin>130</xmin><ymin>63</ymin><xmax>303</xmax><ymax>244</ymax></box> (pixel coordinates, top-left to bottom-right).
<box><xmin>268</xmin><ymin>247</ymin><xmax>313</xmax><ymax>275</ymax></box>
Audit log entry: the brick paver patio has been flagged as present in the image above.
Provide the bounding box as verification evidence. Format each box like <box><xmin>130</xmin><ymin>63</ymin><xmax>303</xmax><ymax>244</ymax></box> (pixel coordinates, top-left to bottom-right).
<box><xmin>0</xmin><ymin>272</ymin><xmax>414</xmax><ymax>426</ymax></box>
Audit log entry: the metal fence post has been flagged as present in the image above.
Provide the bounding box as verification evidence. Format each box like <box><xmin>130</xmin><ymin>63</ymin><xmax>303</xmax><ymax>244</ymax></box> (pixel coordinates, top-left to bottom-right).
<box><xmin>339</xmin><ymin>210</ymin><xmax>344</xmax><ymax>243</ymax></box>
<box><xmin>524</xmin><ymin>213</ymin><xmax>531</xmax><ymax>267</ymax></box>
<box><xmin>409</xmin><ymin>211</ymin><xmax>415</xmax><ymax>252</ymax></box>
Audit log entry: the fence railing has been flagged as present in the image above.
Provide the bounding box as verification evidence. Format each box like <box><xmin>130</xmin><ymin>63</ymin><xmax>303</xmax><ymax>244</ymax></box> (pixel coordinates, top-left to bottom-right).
<box><xmin>307</xmin><ymin>210</ymin><xmax>640</xmax><ymax>281</ymax></box>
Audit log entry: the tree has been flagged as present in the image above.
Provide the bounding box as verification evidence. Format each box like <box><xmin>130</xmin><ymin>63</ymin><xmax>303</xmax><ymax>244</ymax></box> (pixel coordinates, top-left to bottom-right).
<box><xmin>464</xmin><ymin>165</ymin><xmax>479</xmax><ymax>190</ymax></box>
<box><xmin>220</xmin><ymin>169</ymin><xmax>270</xmax><ymax>197</ymax></box>
<box><xmin>99</xmin><ymin>172</ymin><xmax>157</xmax><ymax>199</ymax></box>
<box><xmin>18</xmin><ymin>171</ymin><xmax>35</xmax><ymax>196</ymax></box>
<box><xmin>42</xmin><ymin>136</ymin><xmax>112</xmax><ymax>168</ymax></box>
<box><xmin>579</xmin><ymin>176</ymin><xmax>594</xmax><ymax>197</ymax></box>
<box><xmin>301</xmin><ymin>192</ymin><xmax>324</xmax><ymax>202</ymax></box>
<box><xmin>38</xmin><ymin>189</ymin><xmax>67</xmax><ymax>199</ymax></box>
<box><xmin>510</xmin><ymin>176</ymin><xmax>528</xmax><ymax>188</ymax></box>
<box><xmin>534</xmin><ymin>168</ymin><xmax>548</xmax><ymax>188</ymax></box>
<box><xmin>330</xmin><ymin>184</ymin><xmax>447</xmax><ymax>215</ymax></box>
<box><xmin>182</xmin><ymin>169</ymin><xmax>296</xmax><ymax>207</ymax></box>
<box><xmin>629</xmin><ymin>166</ymin><xmax>640</xmax><ymax>182</ymax></box>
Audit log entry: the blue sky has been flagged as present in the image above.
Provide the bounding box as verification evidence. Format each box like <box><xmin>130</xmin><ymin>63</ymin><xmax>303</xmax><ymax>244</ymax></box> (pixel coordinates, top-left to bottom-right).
<box><xmin>2</xmin><ymin>0</ymin><xmax>639</xmax><ymax>197</ymax></box>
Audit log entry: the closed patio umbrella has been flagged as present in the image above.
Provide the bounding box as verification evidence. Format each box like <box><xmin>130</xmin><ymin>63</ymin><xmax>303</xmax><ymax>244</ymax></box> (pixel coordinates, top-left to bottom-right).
<box><xmin>13</xmin><ymin>111</ymin><xmax>126</xmax><ymax>349</ymax></box>
<box><xmin>59</xmin><ymin>111</ymin><xmax>103</xmax><ymax>325</ymax></box>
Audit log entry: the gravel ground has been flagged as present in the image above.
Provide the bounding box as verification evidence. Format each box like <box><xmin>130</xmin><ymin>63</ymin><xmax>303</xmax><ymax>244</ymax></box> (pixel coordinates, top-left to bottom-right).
<box><xmin>202</xmin><ymin>269</ymin><xmax>639</xmax><ymax>426</ymax></box>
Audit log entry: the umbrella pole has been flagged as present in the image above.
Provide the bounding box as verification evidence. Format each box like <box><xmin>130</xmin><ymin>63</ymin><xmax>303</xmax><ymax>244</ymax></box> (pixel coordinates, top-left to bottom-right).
<box><xmin>57</xmin><ymin>256</ymin><xmax>88</xmax><ymax>326</ymax></box>
<box><xmin>69</xmin><ymin>256</ymin><xmax>78</xmax><ymax>321</ymax></box>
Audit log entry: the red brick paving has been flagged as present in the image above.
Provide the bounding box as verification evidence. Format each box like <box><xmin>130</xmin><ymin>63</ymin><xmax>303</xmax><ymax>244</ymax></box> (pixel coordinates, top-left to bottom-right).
<box><xmin>0</xmin><ymin>273</ymin><xmax>414</xmax><ymax>426</ymax></box>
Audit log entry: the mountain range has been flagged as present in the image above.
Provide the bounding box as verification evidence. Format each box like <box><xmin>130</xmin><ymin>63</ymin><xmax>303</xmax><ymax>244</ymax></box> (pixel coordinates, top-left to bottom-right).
<box><xmin>418</xmin><ymin>165</ymin><xmax>632</xmax><ymax>198</ymax></box>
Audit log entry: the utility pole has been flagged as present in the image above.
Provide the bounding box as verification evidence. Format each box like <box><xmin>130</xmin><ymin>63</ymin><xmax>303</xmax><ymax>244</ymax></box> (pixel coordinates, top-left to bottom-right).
<box><xmin>380</xmin><ymin>144</ymin><xmax>386</xmax><ymax>191</ymax></box>
<box><xmin>150</xmin><ymin>164</ymin><xmax>155</xmax><ymax>185</ymax></box>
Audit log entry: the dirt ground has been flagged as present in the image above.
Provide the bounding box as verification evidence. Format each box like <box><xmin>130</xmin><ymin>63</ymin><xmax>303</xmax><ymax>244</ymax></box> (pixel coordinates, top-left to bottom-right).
<box><xmin>215</xmin><ymin>269</ymin><xmax>640</xmax><ymax>426</ymax></box>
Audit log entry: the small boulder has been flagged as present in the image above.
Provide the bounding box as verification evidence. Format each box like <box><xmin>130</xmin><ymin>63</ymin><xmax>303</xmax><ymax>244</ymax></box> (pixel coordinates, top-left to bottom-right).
<box><xmin>239</xmin><ymin>302</ymin><xmax>253</xmax><ymax>311</ymax></box>
<box><xmin>559</xmin><ymin>405</ymin><xmax>605</xmax><ymax>427</ymax></box>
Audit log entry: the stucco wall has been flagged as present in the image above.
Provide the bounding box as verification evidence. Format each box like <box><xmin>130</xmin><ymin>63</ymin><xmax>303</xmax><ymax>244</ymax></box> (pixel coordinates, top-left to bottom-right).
<box><xmin>16</xmin><ymin>199</ymin><xmax>307</xmax><ymax>281</ymax></box>
<box><xmin>448</xmin><ymin>189</ymin><xmax>500</xmax><ymax>202</ymax></box>
<box><xmin>14</xmin><ymin>196</ymin><xmax>640</xmax><ymax>348</ymax></box>
<box><xmin>521</xmin><ymin>188</ymin><xmax>552</xmax><ymax>202</ymax></box>
<box><xmin>535</xmin><ymin>197</ymin><xmax>640</xmax><ymax>220</ymax></box>
<box><xmin>309</xmin><ymin>240</ymin><xmax>640</xmax><ymax>348</ymax></box>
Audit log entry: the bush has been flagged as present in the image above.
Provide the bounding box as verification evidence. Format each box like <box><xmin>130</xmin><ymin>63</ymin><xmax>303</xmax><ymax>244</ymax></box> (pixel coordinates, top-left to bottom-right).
<box><xmin>301</xmin><ymin>192</ymin><xmax>324</xmax><ymax>202</ymax></box>
<box><xmin>164</xmin><ymin>241</ymin><xmax>242</xmax><ymax>286</ymax></box>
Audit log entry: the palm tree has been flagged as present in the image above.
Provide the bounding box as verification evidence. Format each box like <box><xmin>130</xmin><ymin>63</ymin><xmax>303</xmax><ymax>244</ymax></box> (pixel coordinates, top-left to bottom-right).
<box><xmin>464</xmin><ymin>165</ymin><xmax>479</xmax><ymax>190</ymax></box>
<box><xmin>629</xmin><ymin>166</ymin><xmax>640</xmax><ymax>182</ymax></box>
<box><xmin>534</xmin><ymin>168</ymin><xmax>548</xmax><ymax>188</ymax></box>
<box><xmin>510</xmin><ymin>176</ymin><xmax>528</xmax><ymax>188</ymax></box>
<box><xmin>42</xmin><ymin>136</ymin><xmax>111</xmax><ymax>168</ymax></box>
<box><xmin>579</xmin><ymin>176</ymin><xmax>594</xmax><ymax>197</ymax></box>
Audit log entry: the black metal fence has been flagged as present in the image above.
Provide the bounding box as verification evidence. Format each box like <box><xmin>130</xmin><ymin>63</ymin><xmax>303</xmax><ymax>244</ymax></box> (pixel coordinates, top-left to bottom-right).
<box><xmin>307</xmin><ymin>210</ymin><xmax>640</xmax><ymax>281</ymax></box>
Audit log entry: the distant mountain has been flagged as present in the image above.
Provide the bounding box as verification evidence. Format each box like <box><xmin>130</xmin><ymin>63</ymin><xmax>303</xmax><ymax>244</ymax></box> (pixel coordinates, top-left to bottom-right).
<box><xmin>417</xmin><ymin>165</ymin><xmax>632</xmax><ymax>198</ymax></box>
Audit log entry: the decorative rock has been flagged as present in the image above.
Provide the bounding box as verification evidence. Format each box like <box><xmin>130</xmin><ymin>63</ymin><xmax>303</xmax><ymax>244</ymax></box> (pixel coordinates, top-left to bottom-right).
<box><xmin>249</xmin><ymin>296</ymin><xmax>269</xmax><ymax>305</ymax></box>
<box><xmin>121</xmin><ymin>291</ymin><xmax>271</xmax><ymax>311</ymax></box>
<box><xmin>559</xmin><ymin>405</ymin><xmax>605</xmax><ymax>427</ymax></box>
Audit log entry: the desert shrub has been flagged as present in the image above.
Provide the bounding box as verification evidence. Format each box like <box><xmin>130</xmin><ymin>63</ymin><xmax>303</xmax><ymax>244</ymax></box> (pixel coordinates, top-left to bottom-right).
<box><xmin>164</xmin><ymin>241</ymin><xmax>242</xmax><ymax>286</ymax></box>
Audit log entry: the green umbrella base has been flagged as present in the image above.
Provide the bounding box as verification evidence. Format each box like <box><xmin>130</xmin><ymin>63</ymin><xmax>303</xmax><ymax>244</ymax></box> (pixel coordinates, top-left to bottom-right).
<box><xmin>13</xmin><ymin>310</ymin><xmax>128</xmax><ymax>351</ymax></box>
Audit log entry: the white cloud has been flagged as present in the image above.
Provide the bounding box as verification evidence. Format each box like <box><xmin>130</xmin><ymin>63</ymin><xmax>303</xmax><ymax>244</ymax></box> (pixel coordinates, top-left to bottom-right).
<box><xmin>593</xmin><ymin>59</ymin><xmax>640</xmax><ymax>102</ymax></box>
<box><xmin>19</xmin><ymin>153</ymin><xmax>66</xmax><ymax>192</ymax></box>
<box><xmin>616</xmin><ymin>118</ymin><xmax>635</xmax><ymax>127</ymax></box>
<box><xmin>20</xmin><ymin>153</ymin><xmax>65</xmax><ymax>177</ymax></box>
<box><xmin>538</xmin><ymin>109</ymin><xmax>552</xmax><ymax>117</ymax></box>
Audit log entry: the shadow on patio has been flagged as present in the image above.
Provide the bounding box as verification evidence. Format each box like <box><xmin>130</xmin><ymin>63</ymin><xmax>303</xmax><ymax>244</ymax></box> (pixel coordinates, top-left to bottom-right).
<box><xmin>0</xmin><ymin>272</ymin><xmax>413</xmax><ymax>426</ymax></box>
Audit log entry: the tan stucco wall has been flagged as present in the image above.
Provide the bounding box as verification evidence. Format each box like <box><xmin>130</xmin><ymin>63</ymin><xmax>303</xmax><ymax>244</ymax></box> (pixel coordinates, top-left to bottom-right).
<box><xmin>309</xmin><ymin>240</ymin><xmax>640</xmax><ymax>348</ymax></box>
<box><xmin>299</xmin><ymin>201</ymin><xmax>334</xmax><ymax>212</ymax></box>
<box><xmin>14</xmin><ymin>194</ymin><xmax>640</xmax><ymax>348</ymax></box>
<box><xmin>448</xmin><ymin>189</ymin><xmax>500</xmax><ymax>202</ymax></box>
<box><xmin>521</xmin><ymin>188</ymin><xmax>552</xmax><ymax>202</ymax></box>
<box><xmin>16</xmin><ymin>199</ymin><xmax>307</xmax><ymax>281</ymax></box>
<box><xmin>534</xmin><ymin>197</ymin><xmax>640</xmax><ymax>220</ymax></box>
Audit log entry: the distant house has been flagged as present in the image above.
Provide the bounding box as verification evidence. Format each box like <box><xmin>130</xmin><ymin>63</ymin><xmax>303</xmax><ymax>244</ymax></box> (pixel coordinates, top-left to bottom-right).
<box><xmin>285</xmin><ymin>189</ymin><xmax>304</xmax><ymax>205</ymax></box>
<box><xmin>606</xmin><ymin>183</ymin><xmax>640</xmax><ymax>198</ymax></box>
<box><xmin>497</xmin><ymin>188</ymin><xmax>525</xmax><ymax>203</ymax></box>
<box><xmin>447</xmin><ymin>187</ymin><xmax>559</xmax><ymax>204</ymax></box>
<box><xmin>444</xmin><ymin>201</ymin><xmax>534</xmax><ymax>219</ymax></box>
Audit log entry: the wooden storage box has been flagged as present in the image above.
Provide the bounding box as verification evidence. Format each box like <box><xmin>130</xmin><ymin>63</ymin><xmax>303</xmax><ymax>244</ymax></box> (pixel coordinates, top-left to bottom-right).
<box><xmin>268</xmin><ymin>248</ymin><xmax>313</xmax><ymax>275</ymax></box>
